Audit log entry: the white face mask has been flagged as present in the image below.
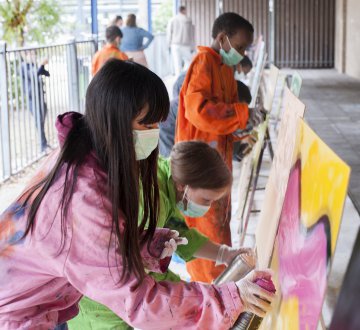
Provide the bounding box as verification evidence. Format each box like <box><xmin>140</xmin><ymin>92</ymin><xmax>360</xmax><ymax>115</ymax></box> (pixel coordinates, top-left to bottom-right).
<box><xmin>234</xmin><ymin>71</ymin><xmax>246</xmax><ymax>81</ymax></box>
<box><xmin>133</xmin><ymin>128</ymin><xmax>160</xmax><ymax>160</ymax></box>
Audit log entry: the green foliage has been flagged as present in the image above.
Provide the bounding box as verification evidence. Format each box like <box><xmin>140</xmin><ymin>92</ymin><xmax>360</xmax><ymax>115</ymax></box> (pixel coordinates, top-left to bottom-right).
<box><xmin>153</xmin><ymin>0</ymin><xmax>173</xmax><ymax>34</ymax></box>
<box><xmin>0</xmin><ymin>0</ymin><xmax>61</xmax><ymax>47</ymax></box>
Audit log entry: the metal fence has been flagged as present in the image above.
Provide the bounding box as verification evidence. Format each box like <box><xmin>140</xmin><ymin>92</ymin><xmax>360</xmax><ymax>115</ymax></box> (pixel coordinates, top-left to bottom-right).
<box><xmin>145</xmin><ymin>33</ymin><xmax>172</xmax><ymax>78</ymax></box>
<box><xmin>0</xmin><ymin>34</ymin><xmax>172</xmax><ymax>183</ymax></box>
<box><xmin>0</xmin><ymin>39</ymin><xmax>96</xmax><ymax>183</ymax></box>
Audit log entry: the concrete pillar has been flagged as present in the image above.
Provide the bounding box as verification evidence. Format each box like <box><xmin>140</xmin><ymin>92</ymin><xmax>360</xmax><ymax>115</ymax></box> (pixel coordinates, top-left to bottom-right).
<box><xmin>335</xmin><ymin>0</ymin><xmax>360</xmax><ymax>79</ymax></box>
<box><xmin>345</xmin><ymin>0</ymin><xmax>360</xmax><ymax>79</ymax></box>
<box><xmin>334</xmin><ymin>0</ymin><xmax>346</xmax><ymax>73</ymax></box>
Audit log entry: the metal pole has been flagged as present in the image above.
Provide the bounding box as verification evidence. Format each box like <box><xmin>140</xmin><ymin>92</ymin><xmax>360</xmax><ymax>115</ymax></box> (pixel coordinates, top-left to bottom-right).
<box><xmin>147</xmin><ymin>0</ymin><xmax>152</xmax><ymax>33</ymax></box>
<box><xmin>91</xmin><ymin>0</ymin><xmax>98</xmax><ymax>37</ymax></box>
<box><xmin>0</xmin><ymin>41</ymin><xmax>11</xmax><ymax>179</ymax></box>
<box><xmin>174</xmin><ymin>0</ymin><xmax>179</xmax><ymax>15</ymax></box>
<box><xmin>67</xmin><ymin>39</ymin><xmax>80</xmax><ymax>113</ymax></box>
<box><xmin>269</xmin><ymin>0</ymin><xmax>275</xmax><ymax>64</ymax></box>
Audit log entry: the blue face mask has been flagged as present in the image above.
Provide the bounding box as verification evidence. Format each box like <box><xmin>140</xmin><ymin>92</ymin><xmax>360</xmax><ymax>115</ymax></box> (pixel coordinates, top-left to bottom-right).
<box><xmin>176</xmin><ymin>186</ymin><xmax>211</xmax><ymax>218</ymax></box>
<box><xmin>220</xmin><ymin>36</ymin><xmax>244</xmax><ymax>66</ymax></box>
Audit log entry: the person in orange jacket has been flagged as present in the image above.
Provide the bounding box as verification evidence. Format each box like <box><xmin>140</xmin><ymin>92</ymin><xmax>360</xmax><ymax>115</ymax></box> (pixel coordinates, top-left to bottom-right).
<box><xmin>92</xmin><ymin>26</ymin><xmax>129</xmax><ymax>75</ymax></box>
<box><xmin>175</xmin><ymin>12</ymin><xmax>254</xmax><ymax>283</ymax></box>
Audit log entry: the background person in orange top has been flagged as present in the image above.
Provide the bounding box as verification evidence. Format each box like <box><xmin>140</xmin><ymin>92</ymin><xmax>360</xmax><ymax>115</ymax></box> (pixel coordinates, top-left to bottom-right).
<box><xmin>92</xmin><ymin>26</ymin><xmax>128</xmax><ymax>75</ymax></box>
<box><xmin>175</xmin><ymin>12</ymin><xmax>254</xmax><ymax>283</ymax></box>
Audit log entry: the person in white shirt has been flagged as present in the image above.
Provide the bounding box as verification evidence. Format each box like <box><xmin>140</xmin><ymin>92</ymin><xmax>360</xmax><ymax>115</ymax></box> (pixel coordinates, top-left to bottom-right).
<box><xmin>167</xmin><ymin>6</ymin><xmax>194</xmax><ymax>76</ymax></box>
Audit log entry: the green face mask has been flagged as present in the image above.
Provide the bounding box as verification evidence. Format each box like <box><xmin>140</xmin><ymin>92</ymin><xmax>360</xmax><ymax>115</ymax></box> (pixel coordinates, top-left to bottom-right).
<box><xmin>176</xmin><ymin>186</ymin><xmax>211</xmax><ymax>218</ymax></box>
<box><xmin>219</xmin><ymin>36</ymin><xmax>244</xmax><ymax>66</ymax></box>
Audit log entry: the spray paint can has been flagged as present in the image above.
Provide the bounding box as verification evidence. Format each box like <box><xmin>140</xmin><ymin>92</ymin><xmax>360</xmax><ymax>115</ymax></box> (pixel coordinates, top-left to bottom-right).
<box><xmin>214</xmin><ymin>254</ymin><xmax>255</xmax><ymax>285</ymax></box>
<box><xmin>231</xmin><ymin>278</ymin><xmax>276</xmax><ymax>330</ymax></box>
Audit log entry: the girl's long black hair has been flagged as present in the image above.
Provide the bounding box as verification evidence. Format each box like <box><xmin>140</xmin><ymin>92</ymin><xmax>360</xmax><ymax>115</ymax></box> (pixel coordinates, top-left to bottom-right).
<box><xmin>20</xmin><ymin>59</ymin><xmax>170</xmax><ymax>283</ymax></box>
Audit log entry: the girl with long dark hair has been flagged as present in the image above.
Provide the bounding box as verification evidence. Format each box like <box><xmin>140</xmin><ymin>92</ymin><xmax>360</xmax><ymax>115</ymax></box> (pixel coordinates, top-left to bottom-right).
<box><xmin>0</xmin><ymin>60</ymin><xmax>273</xmax><ymax>330</ymax></box>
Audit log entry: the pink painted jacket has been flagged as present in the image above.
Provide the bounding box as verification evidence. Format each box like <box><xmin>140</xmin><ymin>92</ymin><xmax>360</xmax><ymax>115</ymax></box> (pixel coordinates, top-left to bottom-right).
<box><xmin>0</xmin><ymin>112</ymin><xmax>243</xmax><ymax>330</ymax></box>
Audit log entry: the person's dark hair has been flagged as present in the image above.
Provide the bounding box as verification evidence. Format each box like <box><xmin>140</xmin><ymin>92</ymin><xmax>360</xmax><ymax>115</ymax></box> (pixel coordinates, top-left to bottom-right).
<box><xmin>212</xmin><ymin>13</ymin><xmax>254</xmax><ymax>39</ymax></box>
<box><xmin>106</xmin><ymin>26</ymin><xmax>123</xmax><ymax>42</ymax></box>
<box><xmin>126</xmin><ymin>14</ymin><xmax>137</xmax><ymax>27</ymax></box>
<box><xmin>240</xmin><ymin>55</ymin><xmax>253</xmax><ymax>70</ymax></box>
<box><xmin>236</xmin><ymin>80</ymin><xmax>252</xmax><ymax>104</ymax></box>
<box><xmin>110</xmin><ymin>16</ymin><xmax>123</xmax><ymax>27</ymax></box>
<box><xmin>21</xmin><ymin>59</ymin><xmax>169</xmax><ymax>283</ymax></box>
<box><xmin>170</xmin><ymin>141</ymin><xmax>232</xmax><ymax>190</ymax></box>
<box><xmin>179</xmin><ymin>6</ymin><xmax>186</xmax><ymax>13</ymax></box>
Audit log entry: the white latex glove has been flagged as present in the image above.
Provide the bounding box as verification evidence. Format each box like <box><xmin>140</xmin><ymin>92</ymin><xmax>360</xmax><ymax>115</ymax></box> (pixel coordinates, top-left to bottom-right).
<box><xmin>215</xmin><ymin>244</ymin><xmax>256</xmax><ymax>267</ymax></box>
<box><xmin>235</xmin><ymin>269</ymin><xmax>275</xmax><ymax>317</ymax></box>
<box><xmin>160</xmin><ymin>230</ymin><xmax>188</xmax><ymax>259</ymax></box>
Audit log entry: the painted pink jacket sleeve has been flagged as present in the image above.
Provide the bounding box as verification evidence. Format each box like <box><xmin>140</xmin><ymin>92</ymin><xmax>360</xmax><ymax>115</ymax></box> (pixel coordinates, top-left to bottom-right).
<box><xmin>63</xmin><ymin>173</ymin><xmax>243</xmax><ymax>329</ymax></box>
<box><xmin>139</xmin><ymin>228</ymin><xmax>172</xmax><ymax>273</ymax></box>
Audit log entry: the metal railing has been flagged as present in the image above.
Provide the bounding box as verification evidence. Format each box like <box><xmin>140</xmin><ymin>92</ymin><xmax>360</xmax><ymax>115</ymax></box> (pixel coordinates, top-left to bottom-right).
<box><xmin>0</xmin><ymin>34</ymin><xmax>171</xmax><ymax>183</ymax></box>
<box><xmin>0</xmin><ymin>39</ymin><xmax>96</xmax><ymax>182</ymax></box>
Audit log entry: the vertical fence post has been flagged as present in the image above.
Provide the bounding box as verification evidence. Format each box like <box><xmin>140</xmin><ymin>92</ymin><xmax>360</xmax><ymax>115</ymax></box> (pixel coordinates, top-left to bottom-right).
<box><xmin>216</xmin><ymin>0</ymin><xmax>223</xmax><ymax>16</ymax></box>
<box><xmin>67</xmin><ymin>39</ymin><xmax>80</xmax><ymax>113</ymax></box>
<box><xmin>91</xmin><ymin>0</ymin><xmax>98</xmax><ymax>37</ymax></box>
<box><xmin>269</xmin><ymin>0</ymin><xmax>275</xmax><ymax>64</ymax></box>
<box><xmin>0</xmin><ymin>41</ymin><xmax>11</xmax><ymax>179</ymax></box>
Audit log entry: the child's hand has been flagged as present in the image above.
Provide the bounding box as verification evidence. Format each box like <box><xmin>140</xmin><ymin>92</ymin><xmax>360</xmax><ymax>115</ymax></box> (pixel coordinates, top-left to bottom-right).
<box><xmin>235</xmin><ymin>269</ymin><xmax>275</xmax><ymax>317</ymax></box>
<box><xmin>249</xmin><ymin>107</ymin><xmax>266</xmax><ymax>127</ymax></box>
<box><xmin>160</xmin><ymin>230</ymin><xmax>188</xmax><ymax>259</ymax></box>
<box><xmin>216</xmin><ymin>244</ymin><xmax>256</xmax><ymax>267</ymax></box>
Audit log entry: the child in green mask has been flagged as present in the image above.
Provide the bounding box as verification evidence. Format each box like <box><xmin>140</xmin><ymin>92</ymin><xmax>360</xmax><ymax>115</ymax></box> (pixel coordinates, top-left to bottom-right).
<box><xmin>175</xmin><ymin>12</ymin><xmax>256</xmax><ymax>283</ymax></box>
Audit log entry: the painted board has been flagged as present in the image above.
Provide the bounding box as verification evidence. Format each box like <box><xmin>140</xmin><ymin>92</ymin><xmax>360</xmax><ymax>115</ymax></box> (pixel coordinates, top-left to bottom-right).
<box><xmin>238</xmin><ymin>118</ymin><xmax>269</xmax><ymax>244</ymax></box>
<box><xmin>271</xmin><ymin>73</ymin><xmax>287</xmax><ymax>132</ymax></box>
<box><xmin>236</xmin><ymin>119</ymin><xmax>267</xmax><ymax>222</ymax></box>
<box><xmin>256</xmin><ymin>87</ymin><xmax>306</xmax><ymax>268</ymax></box>
<box><xmin>263</xmin><ymin>64</ymin><xmax>280</xmax><ymax>112</ymax></box>
<box><xmin>329</xmin><ymin>228</ymin><xmax>360</xmax><ymax>330</ymax></box>
<box><xmin>249</xmin><ymin>41</ymin><xmax>266</xmax><ymax>109</ymax></box>
<box><xmin>259</xmin><ymin>120</ymin><xmax>350</xmax><ymax>330</ymax></box>
<box><xmin>290</xmin><ymin>71</ymin><xmax>302</xmax><ymax>97</ymax></box>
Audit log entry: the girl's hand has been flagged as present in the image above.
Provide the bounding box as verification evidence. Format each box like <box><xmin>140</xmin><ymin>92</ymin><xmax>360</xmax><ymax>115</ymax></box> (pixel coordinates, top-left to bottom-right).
<box><xmin>235</xmin><ymin>269</ymin><xmax>275</xmax><ymax>317</ymax></box>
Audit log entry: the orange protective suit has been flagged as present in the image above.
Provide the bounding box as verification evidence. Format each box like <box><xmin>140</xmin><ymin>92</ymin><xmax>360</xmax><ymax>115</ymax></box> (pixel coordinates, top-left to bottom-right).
<box><xmin>175</xmin><ymin>46</ymin><xmax>249</xmax><ymax>283</ymax></box>
<box><xmin>92</xmin><ymin>44</ymin><xmax>129</xmax><ymax>75</ymax></box>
